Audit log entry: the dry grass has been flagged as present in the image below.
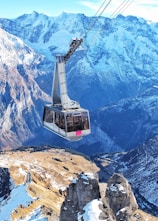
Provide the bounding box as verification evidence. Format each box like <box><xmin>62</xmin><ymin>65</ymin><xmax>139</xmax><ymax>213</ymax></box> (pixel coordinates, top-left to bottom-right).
<box><xmin>0</xmin><ymin>148</ymin><xmax>157</xmax><ymax>221</ymax></box>
<box><xmin>132</xmin><ymin>209</ymin><xmax>158</xmax><ymax>221</ymax></box>
<box><xmin>0</xmin><ymin>148</ymin><xmax>99</xmax><ymax>220</ymax></box>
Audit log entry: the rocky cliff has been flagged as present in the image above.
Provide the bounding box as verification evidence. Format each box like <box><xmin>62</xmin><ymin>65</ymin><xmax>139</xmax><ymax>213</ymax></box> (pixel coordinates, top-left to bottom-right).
<box><xmin>0</xmin><ymin>168</ymin><xmax>12</xmax><ymax>200</ymax></box>
<box><xmin>0</xmin><ymin>148</ymin><xmax>157</xmax><ymax>220</ymax></box>
<box><xmin>60</xmin><ymin>172</ymin><xmax>100</xmax><ymax>221</ymax></box>
<box><xmin>0</xmin><ymin>147</ymin><xmax>98</xmax><ymax>220</ymax></box>
<box><xmin>105</xmin><ymin>173</ymin><xmax>138</xmax><ymax>221</ymax></box>
<box><xmin>60</xmin><ymin>173</ymin><xmax>157</xmax><ymax>221</ymax></box>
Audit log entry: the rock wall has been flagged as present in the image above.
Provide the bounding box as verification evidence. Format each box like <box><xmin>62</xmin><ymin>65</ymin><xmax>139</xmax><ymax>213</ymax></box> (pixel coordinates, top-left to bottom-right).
<box><xmin>0</xmin><ymin>167</ymin><xmax>12</xmax><ymax>200</ymax></box>
<box><xmin>60</xmin><ymin>173</ymin><xmax>140</xmax><ymax>221</ymax></box>
<box><xmin>105</xmin><ymin>173</ymin><xmax>138</xmax><ymax>221</ymax></box>
<box><xmin>60</xmin><ymin>172</ymin><xmax>100</xmax><ymax>221</ymax></box>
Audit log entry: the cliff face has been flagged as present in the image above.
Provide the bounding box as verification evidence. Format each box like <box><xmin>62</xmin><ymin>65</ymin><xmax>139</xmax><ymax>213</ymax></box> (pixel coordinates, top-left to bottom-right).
<box><xmin>60</xmin><ymin>173</ymin><xmax>156</xmax><ymax>221</ymax></box>
<box><xmin>60</xmin><ymin>173</ymin><xmax>100</xmax><ymax>221</ymax></box>
<box><xmin>0</xmin><ymin>148</ymin><xmax>157</xmax><ymax>221</ymax></box>
<box><xmin>60</xmin><ymin>173</ymin><xmax>158</xmax><ymax>221</ymax></box>
<box><xmin>0</xmin><ymin>147</ymin><xmax>98</xmax><ymax>220</ymax></box>
<box><xmin>0</xmin><ymin>168</ymin><xmax>12</xmax><ymax>200</ymax></box>
<box><xmin>105</xmin><ymin>173</ymin><xmax>138</xmax><ymax>221</ymax></box>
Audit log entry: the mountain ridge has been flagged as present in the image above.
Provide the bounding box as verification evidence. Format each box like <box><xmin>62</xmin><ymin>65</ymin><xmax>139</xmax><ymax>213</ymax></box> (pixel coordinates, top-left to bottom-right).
<box><xmin>0</xmin><ymin>147</ymin><xmax>157</xmax><ymax>220</ymax></box>
<box><xmin>0</xmin><ymin>11</ymin><xmax>158</xmax><ymax>153</ymax></box>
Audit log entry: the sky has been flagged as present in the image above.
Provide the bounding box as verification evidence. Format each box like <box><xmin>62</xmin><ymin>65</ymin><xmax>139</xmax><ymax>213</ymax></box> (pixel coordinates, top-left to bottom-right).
<box><xmin>0</xmin><ymin>0</ymin><xmax>158</xmax><ymax>22</ymax></box>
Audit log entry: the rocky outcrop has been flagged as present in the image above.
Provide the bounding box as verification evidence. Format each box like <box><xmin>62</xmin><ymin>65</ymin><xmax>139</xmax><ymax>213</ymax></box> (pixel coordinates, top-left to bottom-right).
<box><xmin>60</xmin><ymin>172</ymin><xmax>100</xmax><ymax>221</ymax></box>
<box><xmin>60</xmin><ymin>173</ymin><xmax>140</xmax><ymax>221</ymax></box>
<box><xmin>0</xmin><ymin>167</ymin><xmax>12</xmax><ymax>200</ymax></box>
<box><xmin>105</xmin><ymin>173</ymin><xmax>138</xmax><ymax>221</ymax></box>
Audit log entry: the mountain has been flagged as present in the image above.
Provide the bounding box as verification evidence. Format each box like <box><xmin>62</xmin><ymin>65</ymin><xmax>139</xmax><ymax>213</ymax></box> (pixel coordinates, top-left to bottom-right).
<box><xmin>60</xmin><ymin>173</ymin><xmax>140</xmax><ymax>221</ymax></box>
<box><xmin>0</xmin><ymin>27</ymin><xmax>52</xmax><ymax>149</ymax></box>
<box><xmin>85</xmin><ymin>86</ymin><xmax>158</xmax><ymax>152</ymax></box>
<box><xmin>0</xmin><ymin>147</ymin><xmax>98</xmax><ymax>220</ymax></box>
<box><xmin>1</xmin><ymin>12</ymin><xmax>158</xmax><ymax>110</ymax></box>
<box><xmin>93</xmin><ymin>135</ymin><xmax>158</xmax><ymax>216</ymax></box>
<box><xmin>0</xmin><ymin>12</ymin><xmax>158</xmax><ymax>152</ymax></box>
<box><xmin>0</xmin><ymin>11</ymin><xmax>158</xmax><ymax>221</ymax></box>
<box><xmin>0</xmin><ymin>147</ymin><xmax>157</xmax><ymax>221</ymax></box>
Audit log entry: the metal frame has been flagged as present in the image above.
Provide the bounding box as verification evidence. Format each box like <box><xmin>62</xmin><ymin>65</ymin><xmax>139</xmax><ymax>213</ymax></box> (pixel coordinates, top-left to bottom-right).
<box><xmin>52</xmin><ymin>38</ymin><xmax>83</xmax><ymax>110</ymax></box>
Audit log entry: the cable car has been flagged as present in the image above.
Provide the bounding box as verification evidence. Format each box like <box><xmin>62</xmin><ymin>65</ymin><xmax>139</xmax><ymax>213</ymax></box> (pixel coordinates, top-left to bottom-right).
<box><xmin>43</xmin><ymin>38</ymin><xmax>91</xmax><ymax>141</ymax></box>
<box><xmin>43</xmin><ymin>105</ymin><xmax>90</xmax><ymax>141</ymax></box>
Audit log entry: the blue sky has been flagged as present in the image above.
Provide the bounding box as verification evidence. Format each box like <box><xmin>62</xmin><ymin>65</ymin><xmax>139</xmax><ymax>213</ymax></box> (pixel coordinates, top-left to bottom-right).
<box><xmin>0</xmin><ymin>0</ymin><xmax>158</xmax><ymax>22</ymax></box>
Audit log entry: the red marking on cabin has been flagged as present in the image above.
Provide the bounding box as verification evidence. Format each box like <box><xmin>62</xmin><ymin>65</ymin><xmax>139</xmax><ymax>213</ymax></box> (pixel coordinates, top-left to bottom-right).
<box><xmin>76</xmin><ymin>130</ymin><xmax>82</xmax><ymax>136</ymax></box>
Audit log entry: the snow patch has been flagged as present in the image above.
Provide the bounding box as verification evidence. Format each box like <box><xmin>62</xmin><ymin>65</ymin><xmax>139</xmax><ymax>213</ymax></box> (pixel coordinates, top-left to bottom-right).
<box><xmin>20</xmin><ymin>207</ymin><xmax>48</xmax><ymax>221</ymax></box>
<box><xmin>0</xmin><ymin>183</ymin><xmax>33</xmax><ymax>220</ymax></box>
<box><xmin>78</xmin><ymin>199</ymin><xmax>103</xmax><ymax>221</ymax></box>
<box><xmin>109</xmin><ymin>183</ymin><xmax>126</xmax><ymax>193</ymax></box>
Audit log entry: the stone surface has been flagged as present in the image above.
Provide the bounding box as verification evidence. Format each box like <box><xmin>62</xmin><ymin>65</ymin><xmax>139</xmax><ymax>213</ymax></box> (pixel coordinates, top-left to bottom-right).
<box><xmin>105</xmin><ymin>173</ymin><xmax>138</xmax><ymax>221</ymax></box>
<box><xmin>0</xmin><ymin>167</ymin><xmax>12</xmax><ymax>200</ymax></box>
<box><xmin>60</xmin><ymin>172</ymin><xmax>100</xmax><ymax>221</ymax></box>
<box><xmin>60</xmin><ymin>173</ymin><xmax>140</xmax><ymax>221</ymax></box>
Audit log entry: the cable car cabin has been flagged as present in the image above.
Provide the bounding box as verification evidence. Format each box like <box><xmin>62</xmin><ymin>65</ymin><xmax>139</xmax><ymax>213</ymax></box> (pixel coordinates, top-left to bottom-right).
<box><xmin>43</xmin><ymin>104</ymin><xmax>91</xmax><ymax>141</ymax></box>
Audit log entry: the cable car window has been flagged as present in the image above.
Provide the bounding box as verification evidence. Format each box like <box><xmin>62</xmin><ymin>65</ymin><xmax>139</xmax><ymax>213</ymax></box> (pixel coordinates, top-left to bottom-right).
<box><xmin>55</xmin><ymin>112</ymin><xmax>60</xmax><ymax>126</ymax></box>
<box><xmin>66</xmin><ymin>114</ymin><xmax>73</xmax><ymax>132</ymax></box>
<box><xmin>66</xmin><ymin>112</ymin><xmax>85</xmax><ymax>132</ymax></box>
<box><xmin>43</xmin><ymin>107</ymin><xmax>53</xmax><ymax>123</ymax></box>
<box><xmin>55</xmin><ymin>112</ymin><xmax>65</xmax><ymax>130</ymax></box>
<box><xmin>73</xmin><ymin>115</ymin><xmax>83</xmax><ymax>130</ymax></box>
<box><xmin>59</xmin><ymin>113</ymin><xmax>65</xmax><ymax>130</ymax></box>
<box><xmin>82</xmin><ymin>112</ymin><xmax>90</xmax><ymax>130</ymax></box>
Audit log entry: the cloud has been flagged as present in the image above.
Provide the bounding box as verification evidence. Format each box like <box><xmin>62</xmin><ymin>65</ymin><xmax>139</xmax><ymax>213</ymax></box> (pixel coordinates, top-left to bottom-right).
<box><xmin>123</xmin><ymin>0</ymin><xmax>158</xmax><ymax>21</ymax></box>
<box><xmin>79</xmin><ymin>0</ymin><xmax>101</xmax><ymax>11</ymax></box>
<box><xmin>135</xmin><ymin>0</ymin><xmax>158</xmax><ymax>7</ymax></box>
<box><xmin>78</xmin><ymin>0</ymin><xmax>158</xmax><ymax>22</ymax></box>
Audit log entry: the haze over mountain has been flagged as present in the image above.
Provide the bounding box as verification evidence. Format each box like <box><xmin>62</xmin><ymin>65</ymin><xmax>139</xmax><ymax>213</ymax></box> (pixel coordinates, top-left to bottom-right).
<box><xmin>0</xmin><ymin>11</ymin><xmax>158</xmax><ymax>153</ymax></box>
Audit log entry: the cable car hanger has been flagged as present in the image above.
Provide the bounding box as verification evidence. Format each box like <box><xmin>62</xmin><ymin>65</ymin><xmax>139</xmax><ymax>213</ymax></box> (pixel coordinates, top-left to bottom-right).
<box><xmin>43</xmin><ymin>38</ymin><xmax>91</xmax><ymax>141</ymax></box>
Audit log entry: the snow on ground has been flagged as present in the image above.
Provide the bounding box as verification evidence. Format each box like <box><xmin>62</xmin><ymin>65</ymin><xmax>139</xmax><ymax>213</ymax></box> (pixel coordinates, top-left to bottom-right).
<box><xmin>80</xmin><ymin>172</ymin><xmax>96</xmax><ymax>181</ymax></box>
<box><xmin>0</xmin><ymin>183</ymin><xmax>33</xmax><ymax>220</ymax></box>
<box><xmin>20</xmin><ymin>207</ymin><xmax>47</xmax><ymax>221</ymax></box>
<box><xmin>78</xmin><ymin>199</ymin><xmax>103</xmax><ymax>221</ymax></box>
<box><xmin>108</xmin><ymin>183</ymin><xmax>126</xmax><ymax>193</ymax></box>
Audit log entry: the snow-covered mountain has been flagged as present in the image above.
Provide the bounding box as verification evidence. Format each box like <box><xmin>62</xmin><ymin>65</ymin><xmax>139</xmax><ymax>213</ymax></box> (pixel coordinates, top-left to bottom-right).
<box><xmin>1</xmin><ymin>12</ymin><xmax>158</xmax><ymax>109</ymax></box>
<box><xmin>0</xmin><ymin>12</ymin><xmax>158</xmax><ymax>152</ymax></box>
<box><xmin>0</xmin><ymin>27</ymin><xmax>52</xmax><ymax>148</ymax></box>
